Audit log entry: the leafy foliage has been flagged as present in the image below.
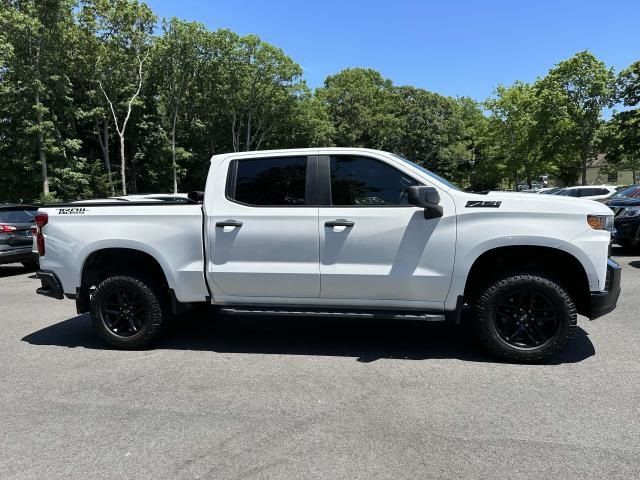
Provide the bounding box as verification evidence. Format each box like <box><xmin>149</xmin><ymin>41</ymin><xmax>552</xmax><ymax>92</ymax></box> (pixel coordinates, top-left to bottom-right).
<box><xmin>0</xmin><ymin>2</ymin><xmax>635</xmax><ymax>202</ymax></box>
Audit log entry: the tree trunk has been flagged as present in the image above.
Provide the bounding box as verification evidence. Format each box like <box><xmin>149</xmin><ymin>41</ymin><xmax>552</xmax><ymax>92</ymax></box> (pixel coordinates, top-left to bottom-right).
<box><xmin>245</xmin><ymin>114</ymin><xmax>251</xmax><ymax>151</ymax></box>
<box><xmin>119</xmin><ymin>134</ymin><xmax>126</xmax><ymax>195</ymax></box>
<box><xmin>35</xmin><ymin>90</ymin><xmax>49</xmax><ymax>195</ymax></box>
<box><xmin>97</xmin><ymin>117</ymin><xmax>114</xmax><ymax>196</ymax></box>
<box><xmin>172</xmin><ymin>110</ymin><xmax>178</xmax><ymax>194</ymax></box>
<box><xmin>581</xmin><ymin>139</ymin><xmax>590</xmax><ymax>185</ymax></box>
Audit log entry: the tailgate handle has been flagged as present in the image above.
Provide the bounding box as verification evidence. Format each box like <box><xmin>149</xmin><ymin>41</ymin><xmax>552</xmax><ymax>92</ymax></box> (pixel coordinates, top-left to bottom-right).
<box><xmin>325</xmin><ymin>219</ymin><xmax>355</xmax><ymax>227</ymax></box>
<box><xmin>216</xmin><ymin>219</ymin><xmax>243</xmax><ymax>228</ymax></box>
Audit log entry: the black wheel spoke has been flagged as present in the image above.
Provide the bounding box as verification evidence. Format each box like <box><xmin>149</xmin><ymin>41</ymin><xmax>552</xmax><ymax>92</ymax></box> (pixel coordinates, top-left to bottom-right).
<box><xmin>528</xmin><ymin>322</ymin><xmax>546</xmax><ymax>344</ymax></box>
<box><xmin>493</xmin><ymin>289</ymin><xmax>560</xmax><ymax>350</ymax></box>
<box><xmin>99</xmin><ymin>286</ymin><xmax>148</xmax><ymax>338</ymax></box>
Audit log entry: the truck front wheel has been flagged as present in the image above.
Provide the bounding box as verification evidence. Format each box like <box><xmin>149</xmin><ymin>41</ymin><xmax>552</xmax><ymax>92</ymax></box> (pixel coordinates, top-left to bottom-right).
<box><xmin>473</xmin><ymin>273</ymin><xmax>576</xmax><ymax>363</ymax></box>
<box><xmin>90</xmin><ymin>275</ymin><xmax>166</xmax><ymax>349</ymax></box>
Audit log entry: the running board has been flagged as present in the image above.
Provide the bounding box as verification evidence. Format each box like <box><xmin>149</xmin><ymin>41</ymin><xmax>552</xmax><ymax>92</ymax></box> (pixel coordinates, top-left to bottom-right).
<box><xmin>219</xmin><ymin>307</ymin><xmax>446</xmax><ymax>322</ymax></box>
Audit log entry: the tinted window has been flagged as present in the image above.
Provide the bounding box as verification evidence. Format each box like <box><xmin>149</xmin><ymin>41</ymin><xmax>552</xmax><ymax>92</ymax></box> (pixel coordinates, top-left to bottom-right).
<box><xmin>615</xmin><ymin>186</ymin><xmax>640</xmax><ymax>199</ymax></box>
<box><xmin>0</xmin><ymin>209</ymin><xmax>36</xmax><ymax>223</ymax></box>
<box><xmin>558</xmin><ymin>189</ymin><xmax>578</xmax><ymax>197</ymax></box>
<box><xmin>579</xmin><ymin>188</ymin><xmax>608</xmax><ymax>197</ymax></box>
<box><xmin>391</xmin><ymin>154</ymin><xmax>461</xmax><ymax>191</ymax></box>
<box><xmin>330</xmin><ymin>156</ymin><xmax>419</xmax><ymax>206</ymax></box>
<box><xmin>231</xmin><ymin>157</ymin><xmax>307</xmax><ymax>206</ymax></box>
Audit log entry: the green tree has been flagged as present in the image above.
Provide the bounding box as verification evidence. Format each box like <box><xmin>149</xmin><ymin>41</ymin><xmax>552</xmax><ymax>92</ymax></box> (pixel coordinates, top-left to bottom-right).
<box><xmin>154</xmin><ymin>18</ymin><xmax>208</xmax><ymax>193</ymax></box>
<box><xmin>82</xmin><ymin>0</ymin><xmax>156</xmax><ymax>195</ymax></box>
<box><xmin>389</xmin><ymin>86</ymin><xmax>475</xmax><ymax>182</ymax></box>
<box><xmin>485</xmin><ymin>82</ymin><xmax>551</xmax><ymax>188</ymax></box>
<box><xmin>538</xmin><ymin>51</ymin><xmax>616</xmax><ymax>185</ymax></box>
<box><xmin>0</xmin><ymin>0</ymin><xmax>78</xmax><ymax>198</ymax></box>
<box><xmin>603</xmin><ymin>61</ymin><xmax>640</xmax><ymax>180</ymax></box>
<box><xmin>317</xmin><ymin>68</ymin><xmax>398</xmax><ymax>149</ymax></box>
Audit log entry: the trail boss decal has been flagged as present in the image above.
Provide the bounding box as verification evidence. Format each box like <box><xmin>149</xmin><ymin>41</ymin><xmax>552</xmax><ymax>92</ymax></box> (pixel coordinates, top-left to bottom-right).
<box><xmin>56</xmin><ymin>207</ymin><xmax>87</xmax><ymax>215</ymax></box>
<box><xmin>465</xmin><ymin>201</ymin><xmax>501</xmax><ymax>208</ymax></box>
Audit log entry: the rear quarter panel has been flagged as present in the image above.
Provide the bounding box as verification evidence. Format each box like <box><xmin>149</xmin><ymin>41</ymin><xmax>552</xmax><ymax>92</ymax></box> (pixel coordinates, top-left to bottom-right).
<box><xmin>38</xmin><ymin>204</ymin><xmax>208</xmax><ymax>302</ymax></box>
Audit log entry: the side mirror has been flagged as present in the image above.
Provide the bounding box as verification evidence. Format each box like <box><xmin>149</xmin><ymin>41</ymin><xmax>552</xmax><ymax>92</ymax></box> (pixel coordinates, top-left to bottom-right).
<box><xmin>408</xmin><ymin>186</ymin><xmax>443</xmax><ymax>219</ymax></box>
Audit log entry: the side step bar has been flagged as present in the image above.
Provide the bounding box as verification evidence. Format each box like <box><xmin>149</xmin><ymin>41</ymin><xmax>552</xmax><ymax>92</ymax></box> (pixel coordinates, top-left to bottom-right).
<box><xmin>219</xmin><ymin>307</ymin><xmax>446</xmax><ymax>322</ymax></box>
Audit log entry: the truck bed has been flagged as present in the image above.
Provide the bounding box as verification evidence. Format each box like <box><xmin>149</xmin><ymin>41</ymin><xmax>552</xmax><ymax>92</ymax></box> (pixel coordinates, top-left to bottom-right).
<box><xmin>39</xmin><ymin>203</ymin><xmax>209</xmax><ymax>303</ymax></box>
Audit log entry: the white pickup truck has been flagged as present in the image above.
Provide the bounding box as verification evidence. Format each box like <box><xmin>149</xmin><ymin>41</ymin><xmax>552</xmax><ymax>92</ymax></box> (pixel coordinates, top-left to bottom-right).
<box><xmin>34</xmin><ymin>148</ymin><xmax>621</xmax><ymax>362</ymax></box>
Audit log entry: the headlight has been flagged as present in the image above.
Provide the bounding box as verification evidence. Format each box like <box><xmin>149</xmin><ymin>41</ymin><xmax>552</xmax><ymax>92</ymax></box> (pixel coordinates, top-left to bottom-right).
<box><xmin>587</xmin><ymin>214</ymin><xmax>614</xmax><ymax>231</ymax></box>
<box><xmin>618</xmin><ymin>206</ymin><xmax>640</xmax><ymax>219</ymax></box>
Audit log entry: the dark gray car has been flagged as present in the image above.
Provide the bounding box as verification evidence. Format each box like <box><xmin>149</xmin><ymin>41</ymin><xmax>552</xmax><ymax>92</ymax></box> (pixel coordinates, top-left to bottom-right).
<box><xmin>0</xmin><ymin>205</ymin><xmax>38</xmax><ymax>267</ymax></box>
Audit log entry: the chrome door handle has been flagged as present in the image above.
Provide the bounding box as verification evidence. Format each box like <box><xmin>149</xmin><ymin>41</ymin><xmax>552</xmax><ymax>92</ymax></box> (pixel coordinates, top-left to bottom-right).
<box><xmin>216</xmin><ymin>219</ymin><xmax>243</xmax><ymax>227</ymax></box>
<box><xmin>325</xmin><ymin>219</ymin><xmax>355</xmax><ymax>227</ymax></box>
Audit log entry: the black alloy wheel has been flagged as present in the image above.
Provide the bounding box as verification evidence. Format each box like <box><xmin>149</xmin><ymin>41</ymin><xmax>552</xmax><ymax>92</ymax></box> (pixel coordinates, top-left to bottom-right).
<box><xmin>493</xmin><ymin>290</ymin><xmax>560</xmax><ymax>349</ymax></box>
<box><xmin>99</xmin><ymin>287</ymin><xmax>148</xmax><ymax>337</ymax></box>
<box><xmin>90</xmin><ymin>275</ymin><xmax>166</xmax><ymax>349</ymax></box>
<box><xmin>473</xmin><ymin>273</ymin><xmax>576</xmax><ymax>363</ymax></box>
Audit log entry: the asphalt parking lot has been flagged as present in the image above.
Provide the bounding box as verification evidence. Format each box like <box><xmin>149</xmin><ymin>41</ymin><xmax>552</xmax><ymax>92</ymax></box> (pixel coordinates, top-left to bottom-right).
<box><xmin>1</xmin><ymin>249</ymin><xmax>639</xmax><ymax>480</ymax></box>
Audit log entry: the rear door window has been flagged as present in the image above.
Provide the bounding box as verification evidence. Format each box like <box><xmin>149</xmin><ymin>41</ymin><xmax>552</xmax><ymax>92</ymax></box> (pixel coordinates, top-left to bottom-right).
<box><xmin>228</xmin><ymin>156</ymin><xmax>308</xmax><ymax>206</ymax></box>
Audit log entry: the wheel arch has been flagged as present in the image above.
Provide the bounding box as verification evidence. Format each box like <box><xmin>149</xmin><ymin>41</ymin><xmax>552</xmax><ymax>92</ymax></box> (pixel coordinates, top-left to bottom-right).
<box><xmin>77</xmin><ymin>246</ymin><xmax>172</xmax><ymax>313</ymax></box>
<box><xmin>461</xmin><ymin>244</ymin><xmax>592</xmax><ymax>318</ymax></box>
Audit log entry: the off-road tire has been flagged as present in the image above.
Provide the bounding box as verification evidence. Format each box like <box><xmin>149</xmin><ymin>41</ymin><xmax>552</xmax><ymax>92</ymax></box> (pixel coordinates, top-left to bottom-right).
<box><xmin>90</xmin><ymin>275</ymin><xmax>166</xmax><ymax>349</ymax></box>
<box><xmin>473</xmin><ymin>272</ymin><xmax>576</xmax><ymax>363</ymax></box>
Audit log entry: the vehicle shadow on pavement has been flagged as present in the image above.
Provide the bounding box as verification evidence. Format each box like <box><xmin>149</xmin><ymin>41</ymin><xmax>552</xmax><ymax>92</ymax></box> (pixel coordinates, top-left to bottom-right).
<box><xmin>0</xmin><ymin>264</ymin><xmax>36</xmax><ymax>278</ymax></box>
<box><xmin>21</xmin><ymin>310</ymin><xmax>596</xmax><ymax>364</ymax></box>
<box><xmin>611</xmin><ymin>246</ymin><xmax>639</xmax><ymax>258</ymax></box>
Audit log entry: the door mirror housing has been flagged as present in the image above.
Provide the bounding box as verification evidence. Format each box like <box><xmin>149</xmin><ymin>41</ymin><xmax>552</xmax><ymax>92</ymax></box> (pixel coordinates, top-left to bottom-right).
<box><xmin>408</xmin><ymin>186</ymin><xmax>443</xmax><ymax>219</ymax></box>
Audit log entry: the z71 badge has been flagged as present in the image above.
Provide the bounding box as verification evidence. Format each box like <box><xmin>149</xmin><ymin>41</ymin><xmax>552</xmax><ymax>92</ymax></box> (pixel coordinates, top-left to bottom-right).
<box><xmin>57</xmin><ymin>207</ymin><xmax>87</xmax><ymax>215</ymax></box>
<box><xmin>465</xmin><ymin>201</ymin><xmax>501</xmax><ymax>208</ymax></box>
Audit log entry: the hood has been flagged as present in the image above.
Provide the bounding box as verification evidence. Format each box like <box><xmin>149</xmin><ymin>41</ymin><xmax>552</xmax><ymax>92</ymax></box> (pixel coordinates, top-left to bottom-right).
<box><xmin>462</xmin><ymin>191</ymin><xmax>614</xmax><ymax>215</ymax></box>
<box><xmin>604</xmin><ymin>197</ymin><xmax>640</xmax><ymax>208</ymax></box>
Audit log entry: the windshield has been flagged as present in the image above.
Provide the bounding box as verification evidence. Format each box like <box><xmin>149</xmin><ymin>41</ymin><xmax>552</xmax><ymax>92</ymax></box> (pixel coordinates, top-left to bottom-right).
<box><xmin>610</xmin><ymin>185</ymin><xmax>640</xmax><ymax>199</ymax></box>
<box><xmin>391</xmin><ymin>154</ymin><xmax>462</xmax><ymax>191</ymax></box>
<box><xmin>0</xmin><ymin>209</ymin><xmax>37</xmax><ymax>223</ymax></box>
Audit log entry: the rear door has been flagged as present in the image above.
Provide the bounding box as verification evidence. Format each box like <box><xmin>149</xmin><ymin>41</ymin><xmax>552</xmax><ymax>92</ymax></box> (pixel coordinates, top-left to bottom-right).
<box><xmin>318</xmin><ymin>154</ymin><xmax>456</xmax><ymax>307</ymax></box>
<box><xmin>206</xmin><ymin>153</ymin><xmax>320</xmax><ymax>301</ymax></box>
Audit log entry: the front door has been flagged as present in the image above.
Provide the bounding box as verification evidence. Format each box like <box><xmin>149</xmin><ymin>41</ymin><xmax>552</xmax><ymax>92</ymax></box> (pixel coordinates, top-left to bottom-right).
<box><xmin>207</xmin><ymin>154</ymin><xmax>320</xmax><ymax>301</ymax></box>
<box><xmin>318</xmin><ymin>154</ymin><xmax>456</xmax><ymax>307</ymax></box>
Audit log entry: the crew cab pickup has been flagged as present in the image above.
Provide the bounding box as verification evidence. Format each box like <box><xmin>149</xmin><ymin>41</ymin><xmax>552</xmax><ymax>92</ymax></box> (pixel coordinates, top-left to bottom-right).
<box><xmin>35</xmin><ymin>148</ymin><xmax>621</xmax><ymax>362</ymax></box>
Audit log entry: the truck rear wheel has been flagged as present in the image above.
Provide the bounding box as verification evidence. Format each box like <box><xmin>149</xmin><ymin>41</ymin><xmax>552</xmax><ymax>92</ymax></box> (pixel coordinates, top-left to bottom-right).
<box><xmin>472</xmin><ymin>273</ymin><xmax>576</xmax><ymax>363</ymax></box>
<box><xmin>90</xmin><ymin>275</ymin><xmax>166</xmax><ymax>349</ymax></box>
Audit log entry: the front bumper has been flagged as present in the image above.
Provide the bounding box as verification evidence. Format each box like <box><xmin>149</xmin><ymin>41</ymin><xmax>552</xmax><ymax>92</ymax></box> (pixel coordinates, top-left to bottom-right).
<box><xmin>36</xmin><ymin>270</ymin><xmax>64</xmax><ymax>300</ymax></box>
<box><xmin>0</xmin><ymin>247</ymin><xmax>37</xmax><ymax>265</ymax></box>
<box><xmin>590</xmin><ymin>259</ymin><xmax>621</xmax><ymax>319</ymax></box>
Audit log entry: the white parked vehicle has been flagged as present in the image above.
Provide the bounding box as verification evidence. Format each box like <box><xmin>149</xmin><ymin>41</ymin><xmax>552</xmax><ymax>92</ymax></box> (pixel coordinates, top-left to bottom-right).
<box><xmin>72</xmin><ymin>193</ymin><xmax>190</xmax><ymax>204</ymax></box>
<box><xmin>34</xmin><ymin>148</ymin><xmax>621</xmax><ymax>362</ymax></box>
<box><xmin>556</xmin><ymin>185</ymin><xmax>618</xmax><ymax>201</ymax></box>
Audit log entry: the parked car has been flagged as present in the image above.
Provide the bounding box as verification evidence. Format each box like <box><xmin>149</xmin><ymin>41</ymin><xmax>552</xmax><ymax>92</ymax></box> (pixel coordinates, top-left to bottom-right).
<box><xmin>603</xmin><ymin>194</ymin><xmax>640</xmax><ymax>248</ymax></box>
<box><xmin>555</xmin><ymin>185</ymin><xmax>617</xmax><ymax>201</ymax></box>
<box><xmin>600</xmin><ymin>185</ymin><xmax>640</xmax><ymax>204</ymax></box>
<box><xmin>72</xmin><ymin>193</ymin><xmax>190</xmax><ymax>204</ymax></box>
<box><xmin>536</xmin><ymin>187</ymin><xmax>562</xmax><ymax>194</ymax></box>
<box><xmin>116</xmin><ymin>194</ymin><xmax>190</xmax><ymax>202</ymax></box>
<box><xmin>34</xmin><ymin>147</ymin><xmax>620</xmax><ymax>363</ymax></box>
<box><xmin>0</xmin><ymin>204</ymin><xmax>39</xmax><ymax>267</ymax></box>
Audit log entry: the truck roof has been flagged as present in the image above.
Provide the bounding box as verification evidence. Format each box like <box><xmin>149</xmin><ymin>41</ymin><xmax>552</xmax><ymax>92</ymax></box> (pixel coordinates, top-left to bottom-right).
<box><xmin>210</xmin><ymin>147</ymin><xmax>389</xmax><ymax>163</ymax></box>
